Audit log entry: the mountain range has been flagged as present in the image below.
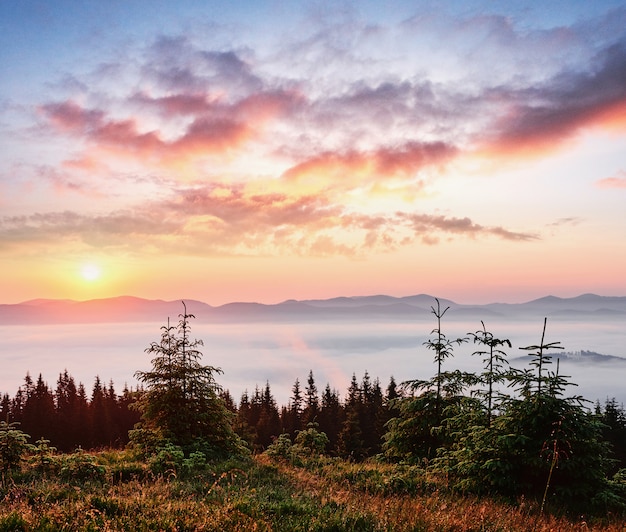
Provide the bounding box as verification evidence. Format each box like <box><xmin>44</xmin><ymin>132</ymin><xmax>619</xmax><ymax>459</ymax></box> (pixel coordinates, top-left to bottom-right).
<box><xmin>1</xmin><ymin>293</ymin><xmax>625</xmax><ymax>325</ymax></box>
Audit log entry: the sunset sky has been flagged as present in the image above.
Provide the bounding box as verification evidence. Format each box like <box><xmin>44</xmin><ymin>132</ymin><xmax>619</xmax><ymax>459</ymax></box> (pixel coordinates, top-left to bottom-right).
<box><xmin>1</xmin><ymin>1</ymin><xmax>625</xmax><ymax>306</ymax></box>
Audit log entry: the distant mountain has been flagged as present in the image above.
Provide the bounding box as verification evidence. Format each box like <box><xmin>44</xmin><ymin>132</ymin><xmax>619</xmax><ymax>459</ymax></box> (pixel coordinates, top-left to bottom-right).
<box><xmin>484</xmin><ymin>293</ymin><xmax>626</xmax><ymax>316</ymax></box>
<box><xmin>1</xmin><ymin>293</ymin><xmax>625</xmax><ymax>325</ymax></box>
<box><xmin>0</xmin><ymin>297</ymin><xmax>213</xmax><ymax>325</ymax></box>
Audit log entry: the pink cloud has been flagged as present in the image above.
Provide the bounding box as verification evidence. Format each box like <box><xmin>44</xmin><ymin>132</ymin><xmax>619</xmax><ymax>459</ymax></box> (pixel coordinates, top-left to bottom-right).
<box><xmin>282</xmin><ymin>141</ymin><xmax>456</xmax><ymax>185</ymax></box>
<box><xmin>477</xmin><ymin>41</ymin><xmax>626</xmax><ymax>157</ymax></box>
<box><xmin>40</xmin><ymin>101</ymin><xmax>104</xmax><ymax>133</ymax></box>
<box><xmin>40</xmin><ymin>100</ymin><xmax>254</xmax><ymax>164</ymax></box>
<box><xmin>596</xmin><ymin>170</ymin><xmax>626</xmax><ymax>189</ymax></box>
<box><xmin>0</xmin><ymin>178</ymin><xmax>537</xmax><ymax>257</ymax></box>
<box><xmin>40</xmin><ymin>88</ymin><xmax>303</xmax><ymax>168</ymax></box>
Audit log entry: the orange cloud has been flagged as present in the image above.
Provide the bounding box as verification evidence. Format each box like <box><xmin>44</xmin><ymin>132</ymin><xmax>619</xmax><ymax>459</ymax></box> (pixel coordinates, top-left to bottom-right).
<box><xmin>0</xmin><ymin>179</ymin><xmax>537</xmax><ymax>259</ymax></box>
<box><xmin>282</xmin><ymin>141</ymin><xmax>456</xmax><ymax>189</ymax></box>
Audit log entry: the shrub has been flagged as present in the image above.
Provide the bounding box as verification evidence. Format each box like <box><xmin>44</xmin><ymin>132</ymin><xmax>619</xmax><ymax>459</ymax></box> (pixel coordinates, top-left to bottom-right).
<box><xmin>30</xmin><ymin>438</ymin><xmax>59</xmax><ymax>476</ymax></box>
<box><xmin>0</xmin><ymin>421</ymin><xmax>33</xmax><ymax>473</ymax></box>
<box><xmin>294</xmin><ymin>423</ymin><xmax>329</xmax><ymax>457</ymax></box>
<box><xmin>147</xmin><ymin>442</ymin><xmax>185</xmax><ymax>476</ymax></box>
<box><xmin>60</xmin><ymin>449</ymin><xmax>106</xmax><ymax>482</ymax></box>
<box><xmin>265</xmin><ymin>433</ymin><xmax>294</xmax><ymax>460</ymax></box>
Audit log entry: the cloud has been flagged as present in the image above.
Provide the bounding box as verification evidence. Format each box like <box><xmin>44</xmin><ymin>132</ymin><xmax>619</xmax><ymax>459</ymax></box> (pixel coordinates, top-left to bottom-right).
<box><xmin>548</xmin><ymin>217</ymin><xmax>583</xmax><ymax>227</ymax></box>
<box><xmin>596</xmin><ymin>170</ymin><xmax>626</xmax><ymax>189</ymax></box>
<box><xmin>40</xmin><ymin>86</ymin><xmax>304</xmax><ymax>170</ymax></box>
<box><xmin>143</xmin><ymin>36</ymin><xmax>264</xmax><ymax>96</ymax></box>
<box><xmin>43</xmin><ymin>27</ymin><xmax>626</xmax><ymax>190</ymax></box>
<box><xmin>40</xmin><ymin>100</ymin><xmax>251</xmax><ymax>164</ymax></box>
<box><xmin>400</xmin><ymin>213</ymin><xmax>538</xmax><ymax>242</ymax></box>
<box><xmin>282</xmin><ymin>141</ymin><xmax>457</xmax><ymax>195</ymax></box>
<box><xmin>478</xmin><ymin>39</ymin><xmax>626</xmax><ymax>157</ymax></box>
<box><xmin>23</xmin><ymin>16</ymin><xmax>609</xmax><ymax>261</ymax></box>
<box><xmin>34</xmin><ymin>165</ymin><xmax>99</xmax><ymax>197</ymax></box>
<box><xmin>0</xmin><ymin>176</ymin><xmax>538</xmax><ymax>259</ymax></box>
<box><xmin>0</xmin><ymin>209</ymin><xmax>182</xmax><ymax>253</ymax></box>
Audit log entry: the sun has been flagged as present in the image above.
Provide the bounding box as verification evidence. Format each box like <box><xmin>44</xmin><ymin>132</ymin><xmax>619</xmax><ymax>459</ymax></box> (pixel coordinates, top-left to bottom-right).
<box><xmin>80</xmin><ymin>263</ymin><xmax>102</xmax><ymax>282</ymax></box>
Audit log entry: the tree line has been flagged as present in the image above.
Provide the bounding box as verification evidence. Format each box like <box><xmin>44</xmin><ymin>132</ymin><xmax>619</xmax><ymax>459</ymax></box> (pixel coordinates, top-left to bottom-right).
<box><xmin>2</xmin><ymin>358</ymin><xmax>626</xmax><ymax>471</ymax></box>
<box><xmin>1</xmin><ymin>371</ymin><xmax>140</xmax><ymax>452</ymax></box>
<box><xmin>0</xmin><ymin>367</ymin><xmax>401</xmax><ymax>458</ymax></box>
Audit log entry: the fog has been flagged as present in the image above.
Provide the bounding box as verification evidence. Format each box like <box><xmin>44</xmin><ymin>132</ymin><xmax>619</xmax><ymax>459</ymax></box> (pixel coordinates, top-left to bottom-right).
<box><xmin>2</xmin><ymin>315</ymin><xmax>625</xmax><ymax>407</ymax></box>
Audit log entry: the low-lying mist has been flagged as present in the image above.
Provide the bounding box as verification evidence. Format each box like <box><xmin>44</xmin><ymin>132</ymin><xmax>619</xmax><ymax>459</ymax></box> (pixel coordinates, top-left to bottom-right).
<box><xmin>2</xmin><ymin>314</ymin><xmax>625</xmax><ymax>407</ymax></box>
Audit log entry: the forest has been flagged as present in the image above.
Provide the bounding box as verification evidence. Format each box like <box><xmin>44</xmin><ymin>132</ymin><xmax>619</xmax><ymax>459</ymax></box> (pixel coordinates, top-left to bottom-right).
<box><xmin>2</xmin><ymin>300</ymin><xmax>626</xmax><ymax>530</ymax></box>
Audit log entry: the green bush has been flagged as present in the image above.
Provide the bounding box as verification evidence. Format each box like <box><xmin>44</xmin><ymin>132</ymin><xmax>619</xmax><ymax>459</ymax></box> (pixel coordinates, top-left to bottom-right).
<box><xmin>0</xmin><ymin>421</ymin><xmax>33</xmax><ymax>473</ymax></box>
<box><xmin>60</xmin><ymin>449</ymin><xmax>106</xmax><ymax>482</ymax></box>
<box><xmin>265</xmin><ymin>433</ymin><xmax>294</xmax><ymax>460</ymax></box>
<box><xmin>148</xmin><ymin>442</ymin><xmax>185</xmax><ymax>476</ymax></box>
<box><xmin>30</xmin><ymin>438</ymin><xmax>59</xmax><ymax>476</ymax></box>
<box><xmin>294</xmin><ymin>423</ymin><xmax>329</xmax><ymax>457</ymax></box>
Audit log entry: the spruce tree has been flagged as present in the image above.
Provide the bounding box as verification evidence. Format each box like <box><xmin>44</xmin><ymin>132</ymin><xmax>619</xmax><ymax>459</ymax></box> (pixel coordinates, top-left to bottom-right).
<box><xmin>132</xmin><ymin>302</ymin><xmax>245</xmax><ymax>457</ymax></box>
<box><xmin>384</xmin><ymin>299</ymin><xmax>471</xmax><ymax>462</ymax></box>
<box><xmin>303</xmin><ymin>370</ymin><xmax>319</xmax><ymax>425</ymax></box>
<box><xmin>319</xmin><ymin>384</ymin><xmax>343</xmax><ymax>454</ymax></box>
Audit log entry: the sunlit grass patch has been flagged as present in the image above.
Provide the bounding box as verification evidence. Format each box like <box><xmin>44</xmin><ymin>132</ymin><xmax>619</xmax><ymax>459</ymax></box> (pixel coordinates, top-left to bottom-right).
<box><xmin>1</xmin><ymin>449</ymin><xmax>625</xmax><ymax>531</ymax></box>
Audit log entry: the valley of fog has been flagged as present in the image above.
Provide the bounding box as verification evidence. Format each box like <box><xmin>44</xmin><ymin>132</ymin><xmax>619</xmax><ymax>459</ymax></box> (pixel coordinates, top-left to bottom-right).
<box><xmin>2</xmin><ymin>314</ymin><xmax>625</xmax><ymax>408</ymax></box>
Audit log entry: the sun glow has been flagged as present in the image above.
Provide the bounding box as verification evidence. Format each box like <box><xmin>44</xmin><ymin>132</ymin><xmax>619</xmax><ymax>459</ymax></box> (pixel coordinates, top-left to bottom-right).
<box><xmin>80</xmin><ymin>263</ymin><xmax>101</xmax><ymax>282</ymax></box>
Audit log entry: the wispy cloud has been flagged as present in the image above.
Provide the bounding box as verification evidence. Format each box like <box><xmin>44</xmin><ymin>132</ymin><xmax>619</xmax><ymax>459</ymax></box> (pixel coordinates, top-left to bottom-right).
<box><xmin>0</xmin><ymin>178</ymin><xmax>538</xmax><ymax>258</ymax></box>
<box><xmin>596</xmin><ymin>170</ymin><xmax>626</xmax><ymax>189</ymax></box>
<box><xmin>400</xmin><ymin>213</ymin><xmax>538</xmax><ymax>243</ymax></box>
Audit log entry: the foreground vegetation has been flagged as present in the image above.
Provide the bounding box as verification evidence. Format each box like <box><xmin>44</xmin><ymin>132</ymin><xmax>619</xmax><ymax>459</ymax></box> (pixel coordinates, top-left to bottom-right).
<box><xmin>2</xmin><ymin>448</ymin><xmax>625</xmax><ymax>531</ymax></box>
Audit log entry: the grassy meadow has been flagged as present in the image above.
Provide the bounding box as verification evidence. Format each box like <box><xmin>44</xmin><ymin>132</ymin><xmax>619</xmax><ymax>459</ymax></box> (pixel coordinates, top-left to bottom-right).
<box><xmin>2</xmin><ymin>449</ymin><xmax>625</xmax><ymax>531</ymax></box>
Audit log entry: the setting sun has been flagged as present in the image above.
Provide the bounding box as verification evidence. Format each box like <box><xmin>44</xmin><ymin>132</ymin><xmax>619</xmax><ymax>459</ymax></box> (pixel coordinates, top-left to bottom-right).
<box><xmin>80</xmin><ymin>263</ymin><xmax>102</xmax><ymax>282</ymax></box>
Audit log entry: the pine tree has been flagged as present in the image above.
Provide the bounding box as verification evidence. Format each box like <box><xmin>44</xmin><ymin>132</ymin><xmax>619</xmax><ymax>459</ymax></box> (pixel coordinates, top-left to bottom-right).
<box><xmin>339</xmin><ymin>374</ymin><xmax>366</xmax><ymax>460</ymax></box>
<box><xmin>319</xmin><ymin>384</ymin><xmax>343</xmax><ymax>454</ymax></box>
<box><xmin>132</xmin><ymin>303</ymin><xmax>245</xmax><ymax>457</ymax></box>
<box><xmin>75</xmin><ymin>383</ymin><xmax>91</xmax><ymax>449</ymax></box>
<box><xmin>21</xmin><ymin>374</ymin><xmax>55</xmax><ymax>446</ymax></box>
<box><xmin>384</xmin><ymin>299</ymin><xmax>471</xmax><ymax>462</ymax></box>
<box><xmin>287</xmin><ymin>378</ymin><xmax>304</xmax><ymax>434</ymax></box>
<box><xmin>255</xmin><ymin>382</ymin><xmax>281</xmax><ymax>449</ymax></box>
<box><xmin>436</xmin><ymin>318</ymin><xmax>619</xmax><ymax>516</ymax></box>
<box><xmin>55</xmin><ymin>370</ymin><xmax>79</xmax><ymax>451</ymax></box>
<box><xmin>598</xmin><ymin>398</ymin><xmax>626</xmax><ymax>473</ymax></box>
<box><xmin>234</xmin><ymin>390</ymin><xmax>256</xmax><ymax>447</ymax></box>
<box><xmin>303</xmin><ymin>370</ymin><xmax>319</xmax><ymax>425</ymax></box>
<box><xmin>0</xmin><ymin>394</ymin><xmax>10</xmax><ymax>422</ymax></box>
<box><xmin>468</xmin><ymin>321</ymin><xmax>511</xmax><ymax>426</ymax></box>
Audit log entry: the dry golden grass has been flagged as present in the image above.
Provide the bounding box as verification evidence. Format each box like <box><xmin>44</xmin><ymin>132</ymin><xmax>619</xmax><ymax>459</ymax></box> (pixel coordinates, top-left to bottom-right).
<box><xmin>261</xmin><ymin>454</ymin><xmax>625</xmax><ymax>531</ymax></box>
<box><xmin>1</xmin><ymin>451</ymin><xmax>625</xmax><ymax>531</ymax></box>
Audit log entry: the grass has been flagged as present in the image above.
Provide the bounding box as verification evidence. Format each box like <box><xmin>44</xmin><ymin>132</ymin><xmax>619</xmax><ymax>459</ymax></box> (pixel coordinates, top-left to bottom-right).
<box><xmin>1</xmin><ymin>450</ymin><xmax>625</xmax><ymax>531</ymax></box>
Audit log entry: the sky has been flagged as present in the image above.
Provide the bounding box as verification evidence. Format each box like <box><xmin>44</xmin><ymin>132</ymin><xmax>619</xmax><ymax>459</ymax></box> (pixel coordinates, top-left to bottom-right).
<box><xmin>1</xmin><ymin>0</ymin><xmax>626</xmax><ymax>306</ymax></box>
